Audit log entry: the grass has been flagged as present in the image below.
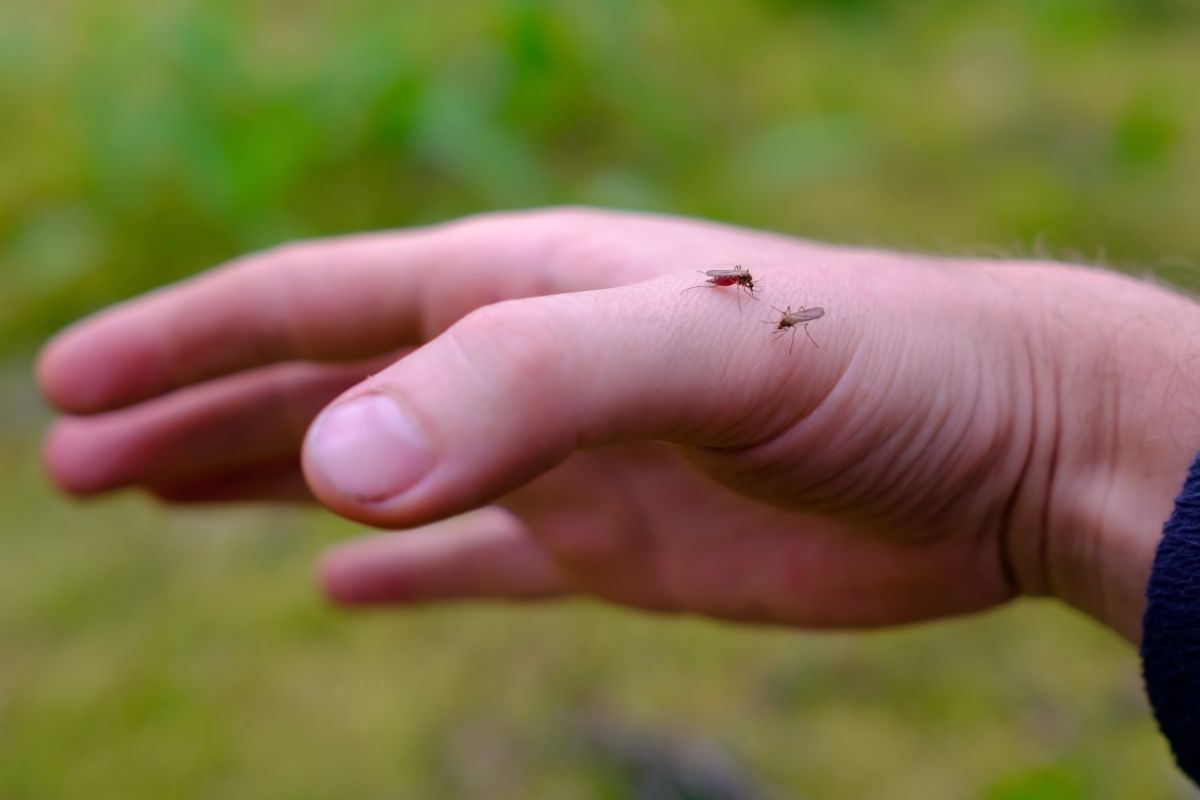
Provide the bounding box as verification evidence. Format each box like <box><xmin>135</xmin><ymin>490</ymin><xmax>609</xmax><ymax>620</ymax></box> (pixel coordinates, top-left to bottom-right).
<box><xmin>0</xmin><ymin>394</ymin><xmax>1183</xmax><ymax>797</ymax></box>
<box><xmin>2</xmin><ymin>0</ymin><xmax>1199</xmax><ymax>796</ymax></box>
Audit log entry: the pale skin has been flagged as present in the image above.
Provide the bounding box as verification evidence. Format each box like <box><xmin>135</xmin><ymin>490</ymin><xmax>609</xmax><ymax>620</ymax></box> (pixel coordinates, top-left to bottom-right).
<box><xmin>36</xmin><ymin>208</ymin><xmax>1200</xmax><ymax>643</ymax></box>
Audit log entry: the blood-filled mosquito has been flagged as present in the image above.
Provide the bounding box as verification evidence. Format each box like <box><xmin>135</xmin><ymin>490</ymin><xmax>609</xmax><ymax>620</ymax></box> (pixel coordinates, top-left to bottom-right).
<box><xmin>682</xmin><ymin>265</ymin><xmax>760</xmax><ymax>308</ymax></box>
<box><xmin>765</xmin><ymin>305</ymin><xmax>825</xmax><ymax>352</ymax></box>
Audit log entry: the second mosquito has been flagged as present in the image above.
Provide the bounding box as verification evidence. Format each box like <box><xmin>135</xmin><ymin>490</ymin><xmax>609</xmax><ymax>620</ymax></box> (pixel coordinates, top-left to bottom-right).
<box><xmin>766</xmin><ymin>305</ymin><xmax>825</xmax><ymax>353</ymax></box>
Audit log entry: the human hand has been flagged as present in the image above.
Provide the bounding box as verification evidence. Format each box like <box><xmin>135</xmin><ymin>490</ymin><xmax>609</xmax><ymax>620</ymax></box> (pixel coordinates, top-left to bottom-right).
<box><xmin>37</xmin><ymin>208</ymin><xmax>1200</xmax><ymax>640</ymax></box>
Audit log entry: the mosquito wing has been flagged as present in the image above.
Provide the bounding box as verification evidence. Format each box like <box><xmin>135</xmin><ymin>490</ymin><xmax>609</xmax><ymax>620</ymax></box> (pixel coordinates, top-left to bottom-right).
<box><xmin>791</xmin><ymin>307</ymin><xmax>825</xmax><ymax>323</ymax></box>
<box><xmin>703</xmin><ymin>266</ymin><xmax>748</xmax><ymax>278</ymax></box>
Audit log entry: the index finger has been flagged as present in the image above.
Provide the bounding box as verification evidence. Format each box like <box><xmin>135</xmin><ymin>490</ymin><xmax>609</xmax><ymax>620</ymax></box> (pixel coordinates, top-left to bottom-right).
<box><xmin>36</xmin><ymin>211</ymin><xmax>601</xmax><ymax>414</ymax></box>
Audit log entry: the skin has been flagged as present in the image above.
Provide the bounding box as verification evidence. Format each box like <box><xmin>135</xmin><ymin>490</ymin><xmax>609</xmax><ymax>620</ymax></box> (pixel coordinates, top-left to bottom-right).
<box><xmin>35</xmin><ymin>208</ymin><xmax>1200</xmax><ymax>643</ymax></box>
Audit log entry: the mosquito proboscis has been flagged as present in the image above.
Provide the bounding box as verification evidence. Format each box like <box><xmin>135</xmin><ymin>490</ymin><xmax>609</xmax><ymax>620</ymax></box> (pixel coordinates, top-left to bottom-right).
<box><xmin>765</xmin><ymin>305</ymin><xmax>825</xmax><ymax>353</ymax></box>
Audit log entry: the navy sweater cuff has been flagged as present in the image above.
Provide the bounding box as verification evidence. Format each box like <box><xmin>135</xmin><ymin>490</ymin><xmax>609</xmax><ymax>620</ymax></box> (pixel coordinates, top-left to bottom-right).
<box><xmin>1142</xmin><ymin>453</ymin><xmax>1200</xmax><ymax>785</ymax></box>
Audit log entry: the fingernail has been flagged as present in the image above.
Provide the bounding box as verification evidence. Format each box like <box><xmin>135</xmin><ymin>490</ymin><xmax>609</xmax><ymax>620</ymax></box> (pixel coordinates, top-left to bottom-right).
<box><xmin>307</xmin><ymin>393</ymin><xmax>434</xmax><ymax>503</ymax></box>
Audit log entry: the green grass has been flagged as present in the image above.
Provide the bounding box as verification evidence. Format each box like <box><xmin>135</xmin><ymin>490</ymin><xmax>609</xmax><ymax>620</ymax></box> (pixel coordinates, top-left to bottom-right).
<box><xmin>0</xmin><ymin>395</ymin><xmax>1183</xmax><ymax>797</ymax></box>
<box><xmin>2</xmin><ymin>0</ymin><xmax>1199</xmax><ymax>796</ymax></box>
<box><xmin>0</xmin><ymin>387</ymin><xmax>1183</xmax><ymax>797</ymax></box>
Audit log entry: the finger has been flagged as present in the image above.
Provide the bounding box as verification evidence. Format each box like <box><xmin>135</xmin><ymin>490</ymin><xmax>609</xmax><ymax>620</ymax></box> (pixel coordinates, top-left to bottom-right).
<box><xmin>301</xmin><ymin>274</ymin><xmax>845</xmax><ymax>529</ymax></box>
<box><xmin>319</xmin><ymin>507</ymin><xmax>571</xmax><ymax>605</ymax></box>
<box><xmin>44</xmin><ymin>359</ymin><xmax>382</xmax><ymax>496</ymax></box>
<box><xmin>36</xmin><ymin>210</ymin><xmax>636</xmax><ymax>415</ymax></box>
<box><xmin>148</xmin><ymin>459</ymin><xmax>313</xmax><ymax>504</ymax></box>
<box><xmin>37</xmin><ymin>231</ymin><xmax>436</xmax><ymax>414</ymax></box>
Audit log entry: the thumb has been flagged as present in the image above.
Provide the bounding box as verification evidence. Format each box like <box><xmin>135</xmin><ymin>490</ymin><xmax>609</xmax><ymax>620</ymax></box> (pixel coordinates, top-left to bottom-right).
<box><xmin>301</xmin><ymin>276</ymin><xmax>837</xmax><ymax>527</ymax></box>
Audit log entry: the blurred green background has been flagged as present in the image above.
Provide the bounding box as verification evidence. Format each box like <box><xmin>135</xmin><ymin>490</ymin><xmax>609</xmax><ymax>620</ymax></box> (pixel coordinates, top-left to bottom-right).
<box><xmin>2</xmin><ymin>0</ymin><xmax>1198</xmax><ymax>797</ymax></box>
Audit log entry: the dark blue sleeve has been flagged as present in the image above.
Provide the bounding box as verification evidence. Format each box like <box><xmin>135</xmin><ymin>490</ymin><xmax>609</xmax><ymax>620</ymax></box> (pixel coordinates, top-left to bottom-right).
<box><xmin>1142</xmin><ymin>453</ymin><xmax>1200</xmax><ymax>785</ymax></box>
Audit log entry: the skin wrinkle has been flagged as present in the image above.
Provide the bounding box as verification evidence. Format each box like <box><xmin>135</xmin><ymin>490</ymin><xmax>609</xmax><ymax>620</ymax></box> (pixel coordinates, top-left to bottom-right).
<box><xmin>805</xmin><ymin>327</ymin><xmax>920</xmax><ymax>517</ymax></box>
<box><xmin>212</xmin><ymin>259</ymin><xmax>290</xmax><ymax>367</ymax></box>
<box><xmin>864</xmin><ymin>402</ymin><xmax>964</xmax><ymax>542</ymax></box>
<box><xmin>448</xmin><ymin>302</ymin><xmax>564</xmax><ymax>394</ymax></box>
<box><xmin>864</xmin><ymin>338</ymin><xmax>969</xmax><ymax>532</ymax></box>
<box><xmin>844</xmin><ymin>394</ymin><xmax>932</xmax><ymax>530</ymax></box>
<box><xmin>696</xmin><ymin>351</ymin><xmax>760</xmax><ymax>446</ymax></box>
<box><xmin>938</xmin><ymin>336</ymin><xmax>1021</xmax><ymax>529</ymax></box>
<box><xmin>760</xmin><ymin>336</ymin><xmax>854</xmax><ymax>449</ymax></box>
<box><xmin>918</xmin><ymin>369</ymin><xmax>1006</xmax><ymax>543</ymax></box>
<box><xmin>540</xmin><ymin>223</ymin><xmax>633</xmax><ymax>292</ymax></box>
<box><xmin>681</xmin><ymin>338</ymin><xmax>859</xmax><ymax>513</ymax></box>
<box><xmin>492</xmin><ymin>210</ymin><xmax>618</xmax><ymax>296</ymax></box>
<box><xmin>252</xmin><ymin>247</ymin><xmax>319</xmax><ymax>363</ymax></box>
<box><xmin>352</xmin><ymin>225</ymin><xmax>485</xmax><ymax>342</ymax></box>
<box><xmin>1094</xmin><ymin>340</ymin><xmax>1131</xmax><ymax>630</ymax></box>
<box><xmin>762</xmin><ymin>389</ymin><xmax>879</xmax><ymax>512</ymax></box>
<box><xmin>491</xmin><ymin>231</ymin><xmax>563</xmax><ymax>303</ymax></box>
<box><xmin>991</xmin><ymin>313</ymin><xmax>1041</xmax><ymax>599</ymax></box>
<box><xmin>418</xmin><ymin>260</ymin><xmax>496</xmax><ymax>340</ymax></box>
<box><xmin>1035</xmin><ymin>351</ymin><xmax>1064</xmax><ymax>601</ymax></box>
<box><xmin>1093</xmin><ymin>361</ymin><xmax>1123</xmax><ymax>630</ymax></box>
<box><xmin>882</xmin><ymin>358</ymin><xmax>979</xmax><ymax>536</ymax></box>
<box><xmin>281</xmin><ymin>247</ymin><xmax>410</xmax><ymax>360</ymax></box>
<box><xmin>148</xmin><ymin>298</ymin><xmax>194</xmax><ymax>403</ymax></box>
<box><xmin>926</xmin><ymin>377</ymin><xmax>1003</xmax><ymax>541</ymax></box>
<box><xmin>687</xmin><ymin>315</ymin><xmax>824</xmax><ymax>449</ymax></box>
<box><xmin>696</xmin><ymin>306</ymin><xmax>893</xmax><ymax>513</ymax></box>
<box><xmin>1049</xmin><ymin>298</ymin><xmax>1140</xmax><ymax>629</ymax></box>
<box><xmin>1002</xmin><ymin>288</ymin><xmax>1060</xmax><ymax>599</ymax></box>
<box><xmin>425</xmin><ymin>214</ymin><xmax>613</xmax><ymax>339</ymax></box>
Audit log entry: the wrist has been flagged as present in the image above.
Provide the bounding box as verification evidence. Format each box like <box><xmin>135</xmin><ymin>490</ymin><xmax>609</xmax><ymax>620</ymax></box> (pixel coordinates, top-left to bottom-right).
<box><xmin>1029</xmin><ymin>265</ymin><xmax>1200</xmax><ymax>642</ymax></box>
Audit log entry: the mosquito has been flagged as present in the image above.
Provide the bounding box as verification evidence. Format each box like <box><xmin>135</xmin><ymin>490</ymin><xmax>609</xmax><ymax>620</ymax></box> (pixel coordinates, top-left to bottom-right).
<box><xmin>683</xmin><ymin>265</ymin><xmax>760</xmax><ymax>308</ymax></box>
<box><xmin>765</xmin><ymin>305</ymin><xmax>825</xmax><ymax>353</ymax></box>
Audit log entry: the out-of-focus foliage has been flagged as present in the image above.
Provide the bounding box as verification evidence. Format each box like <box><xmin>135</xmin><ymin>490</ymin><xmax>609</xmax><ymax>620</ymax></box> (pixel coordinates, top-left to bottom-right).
<box><xmin>2</xmin><ymin>0</ymin><xmax>1199</xmax><ymax>350</ymax></box>
<box><xmin>2</xmin><ymin>0</ymin><xmax>1198</xmax><ymax>797</ymax></box>
<box><xmin>0</xmin><ymin>423</ymin><xmax>1181</xmax><ymax>798</ymax></box>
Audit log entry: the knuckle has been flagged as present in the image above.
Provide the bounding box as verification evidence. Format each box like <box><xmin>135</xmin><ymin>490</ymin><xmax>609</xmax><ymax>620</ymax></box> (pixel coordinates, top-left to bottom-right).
<box><xmin>539</xmin><ymin>228</ymin><xmax>627</xmax><ymax>284</ymax></box>
<box><xmin>540</xmin><ymin>513</ymin><xmax>628</xmax><ymax>573</ymax></box>
<box><xmin>212</xmin><ymin>241</ymin><xmax>324</xmax><ymax>358</ymax></box>
<box><xmin>437</xmin><ymin>206</ymin><xmax>634</xmax><ymax>292</ymax></box>
<box><xmin>447</xmin><ymin>298</ymin><xmax>571</xmax><ymax>392</ymax></box>
<box><xmin>449</xmin><ymin>205</ymin><xmax>604</xmax><ymax>235</ymax></box>
<box><xmin>444</xmin><ymin>206</ymin><xmax>611</xmax><ymax>266</ymax></box>
<box><xmin>235</xmin><ymin>240</ymin><xmax>318</xmax><ymax>274</ymax></box>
